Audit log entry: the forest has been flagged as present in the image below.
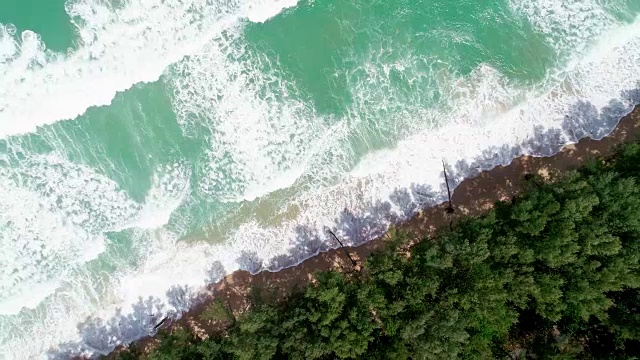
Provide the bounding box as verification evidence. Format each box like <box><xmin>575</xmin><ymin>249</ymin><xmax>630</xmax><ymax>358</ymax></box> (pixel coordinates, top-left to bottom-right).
<box><xmin>113</xmin><ymin>142</ymin><xmax>640</xmax><ymax>359</ymax></box>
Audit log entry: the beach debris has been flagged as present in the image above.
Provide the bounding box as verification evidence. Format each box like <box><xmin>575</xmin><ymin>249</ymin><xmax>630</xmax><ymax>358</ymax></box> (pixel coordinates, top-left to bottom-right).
<box><xmin>443</xmin><ymin>160</ymin><xmax>455</xmax><ymax>214</ymax></box>
<box><xmin>153</xmin><ymin>316</ymin><xmax>169</xmax><ymax>331</ymax></box>
<box><xmin>326</xmin><ymin>229</ymin><xmax>358</xmax><ymax>268</ymax></box>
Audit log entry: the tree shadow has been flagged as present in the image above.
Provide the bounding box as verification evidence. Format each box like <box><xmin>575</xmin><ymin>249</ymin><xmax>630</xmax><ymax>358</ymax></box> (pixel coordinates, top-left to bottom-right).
<box><xmin>47</xmin><ymin>272</ymin><xmax>222</xmax><ymax>358</ymax></box>
<box><xmin>206</xmin><ymin>260</ymin><xmax>227</xmax><ymax>284</ymax></box>
<box><xmin>266</xmin><ymin>225</ymin><xmax>329</xmax><ymax>271</ymax></box>
<box><xmin>562</xmin><ymin>99</ymin><xmax>632</xmax><ymax>142</ymax></box>
<box><xmin>166</xmin><ymin>285</ymin><xmax>208</xmax><ymax>315</ymax></box>
<box><xmin>449</xmin><ymin>91</ymin><xmax>639</xmax><ymax>184</ymax></box>
<box><xmin>48</xmin><ymin>297</ymin><xmax>165</xmax><ymax>359</ymax></box>
<box><xmin>236</xmin><ymin>250</ymin><xmax>264</xmax><ymax>274</ymax></box>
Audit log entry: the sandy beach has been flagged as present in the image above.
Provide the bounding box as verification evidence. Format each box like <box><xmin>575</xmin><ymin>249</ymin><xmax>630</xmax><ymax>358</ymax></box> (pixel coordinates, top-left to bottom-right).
<box><xmin>108</xmin><ymin>105</ymin><xmax>640</xmax><ymax>357</ymax></box>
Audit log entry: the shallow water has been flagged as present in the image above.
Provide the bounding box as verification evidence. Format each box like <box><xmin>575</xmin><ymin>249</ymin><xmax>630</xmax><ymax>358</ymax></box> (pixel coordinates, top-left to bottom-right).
<box><xmin>1</xmin><ymin>0</ymin><xmax>640</xmax><ymax>358</ymax></box>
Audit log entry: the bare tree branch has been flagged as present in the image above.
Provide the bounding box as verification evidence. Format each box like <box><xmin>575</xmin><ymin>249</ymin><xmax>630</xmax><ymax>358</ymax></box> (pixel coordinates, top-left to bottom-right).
<box><xmin>153</xmin><ymin>317</ymin><xmax>169</xmax><ymax>331</ymax></box>
<box><xmin>326</xmin><ymin>229</ymin><xmax>358</xmax><ymax>267</ymax></box>
<box><xmin>443</xmin><ymin>160</ymin><xmax>455</xmax><ymax>214</ymax></box>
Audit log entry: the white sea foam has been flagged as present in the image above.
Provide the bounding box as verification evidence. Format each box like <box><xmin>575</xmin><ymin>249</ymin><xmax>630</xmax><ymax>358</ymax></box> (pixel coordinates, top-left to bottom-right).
<box><xmin>169</xmin><ymin>31</ymin><xmax>342</xmax><ymax>202</ymax></box>
<box><xmin>0</xmin><ymin>153</ymin><xmax>191</xmax><ymax>314</ymax></box>
<box><xmin>0</xmin><ymin>153</ymin><xmax>191</xmax><ymax>358</ymax></box>
<box><xmin>0</xmin><ymin>0</ymin><xmax>298</xmax><ymax>139</ymax></box>
<box><xmin>509</xmin><ymin>0</ymin><xmax>615</xmax><ymax>56</ymax></box>
<box><xmin>243</xmin><ymin>0</ymin><xmax>299</xmax><ymax>23</ymax></box>
<box><xmin>2</xmin><ymin>2</ymin><xmax>640</xmax><ymax>360</ymax></box>
<box><xmin>0</xmin><ymin>153</ymin><xmax>138</xmax><ymax>316</ymax></box>
<box><xmin>122</xmin><ymin>162</ymin><xmax>191</xmax><ymax>230</ymax></box>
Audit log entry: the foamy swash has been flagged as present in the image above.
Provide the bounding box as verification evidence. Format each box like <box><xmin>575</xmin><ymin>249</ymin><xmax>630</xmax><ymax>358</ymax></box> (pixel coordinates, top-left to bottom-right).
<box><xmin>0</xmin><ymin>0</ymin><xmax>639</xmax><ymax>359</ymax></box>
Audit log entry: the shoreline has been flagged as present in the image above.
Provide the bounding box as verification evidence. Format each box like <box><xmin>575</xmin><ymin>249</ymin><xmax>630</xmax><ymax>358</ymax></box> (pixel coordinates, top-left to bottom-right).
<box><xmin>107</xmin><ymin>105</ymin><xmax>640</xmax><ymax>358</ymax></box>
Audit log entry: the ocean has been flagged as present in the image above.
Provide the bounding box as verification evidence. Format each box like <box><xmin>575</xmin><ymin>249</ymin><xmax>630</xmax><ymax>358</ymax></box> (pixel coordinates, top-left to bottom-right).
<box><xmin>1</xmin><ymin>0</ymin><xmax>639</xmax><ymax>358</ymax></box>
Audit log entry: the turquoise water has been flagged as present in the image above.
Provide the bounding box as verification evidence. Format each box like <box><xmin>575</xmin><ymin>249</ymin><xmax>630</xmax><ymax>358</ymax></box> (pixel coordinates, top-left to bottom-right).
<box><xmin>1</xmin><ymin>0</ymin><xmax>640</xmax><ymax>358</ymax></box>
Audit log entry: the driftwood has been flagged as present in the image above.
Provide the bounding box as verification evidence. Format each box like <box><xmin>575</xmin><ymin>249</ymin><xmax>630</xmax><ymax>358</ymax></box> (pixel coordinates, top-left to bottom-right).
<box><xmin>326</xmin><ymin>229</ymin><xmax>358</xmax><ymax>267</ymax></box>
<box><xmin>153</xmin><ymin>316</ymin><xmax>169</xmax><ymax>331</ymax></box>
<box><xmin>442</xmin><ymin>160</ymin><xmax>455</xmax><ymax>214</ymax></box>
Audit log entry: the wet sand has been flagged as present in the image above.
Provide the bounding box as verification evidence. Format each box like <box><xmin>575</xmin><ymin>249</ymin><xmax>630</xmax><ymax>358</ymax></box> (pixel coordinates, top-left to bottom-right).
<box><xmin>108</xmin><ymin>105</ymin><xmax>640</xmax><ymax>357</ymax></box>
